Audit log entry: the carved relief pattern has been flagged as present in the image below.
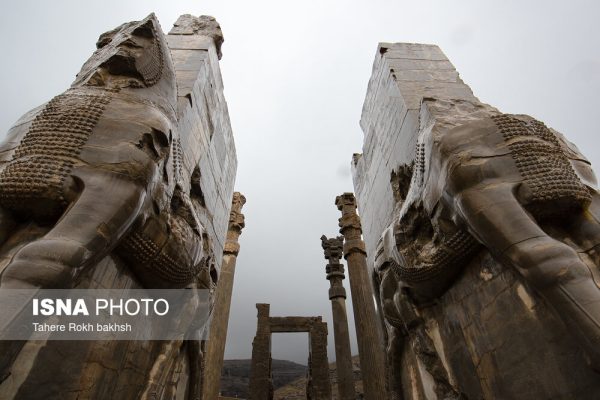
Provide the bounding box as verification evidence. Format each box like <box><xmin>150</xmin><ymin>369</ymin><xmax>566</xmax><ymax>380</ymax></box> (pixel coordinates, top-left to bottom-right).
<box><xmin>492</xmin><ymin>114</ymin><xmax>591</xmax><ymax>213</ymax></box>
<box><xmin>119</xmin><ymin>232</ymin><xmax>160</xmax><ymax>265</ymax></box>
<box><xmin>393</xmin><ymin>229</ymin><xmax>480</xmax><ymax>283</ymax></box>
<box><xmin>413</xmin><ymin>142</ymin><xmax>426</xmax><ymax>186</ymax></box>
<box><xmin>119</xmin><ymin>231</ymin><xmax>204</xmax><ymax>284</ymax></box>
<box><xmin>136</xmin><ymin>24</ymin><xmax>164</xmax><ymax>87</ymax></box>
<box><xmin>0</xmin><ymin>91</ymin><xmax>110</xmax><ymax>216</ymax></box>
<box><xmin>172</xmin><ymin>137</ymin><xmax>183</xmax><ymax>182</ymax></box>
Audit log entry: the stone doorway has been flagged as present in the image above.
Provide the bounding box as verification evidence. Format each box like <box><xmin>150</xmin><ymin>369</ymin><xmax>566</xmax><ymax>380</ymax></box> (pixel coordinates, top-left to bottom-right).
<box><xmin>248</xmin><ymin>304</ymin><xmax>332</xmax><ymax>400</ymax></box>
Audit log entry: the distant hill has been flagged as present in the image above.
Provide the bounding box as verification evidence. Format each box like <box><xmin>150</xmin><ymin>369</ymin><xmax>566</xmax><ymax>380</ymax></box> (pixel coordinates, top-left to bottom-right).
<box><xmin>219</xmin><ymin>359</ymin><xmax>307</xmax><ymax>398</ymax></box>
<box><xmin>218</xmin><ymin>356</ymin><xmax>363</xmax><ymax>399</ymax></box>
<box><xmin>274</xmin><ymin>355</ymin><xmax>363</xmax><ymax>400</ymax></box>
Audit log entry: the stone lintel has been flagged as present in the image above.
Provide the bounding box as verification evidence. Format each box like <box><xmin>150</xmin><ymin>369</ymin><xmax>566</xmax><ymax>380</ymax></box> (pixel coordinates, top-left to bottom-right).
<box><xmin>269</xmin><ymin>316</ymin><xmax>322</xmax><ymax>333</ymax></box>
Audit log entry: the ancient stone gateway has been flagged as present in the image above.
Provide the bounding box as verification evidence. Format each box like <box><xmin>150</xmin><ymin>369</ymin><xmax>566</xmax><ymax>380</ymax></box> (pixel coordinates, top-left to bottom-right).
<box><xmin>249</xmin><ymin>304</ymin><xmax>332</xmax><ymax>400</ymax></box>
<box><xmin>353</xmin><ymin>42</ymin><xmax>600</xmax><ymax>399</ymax></box>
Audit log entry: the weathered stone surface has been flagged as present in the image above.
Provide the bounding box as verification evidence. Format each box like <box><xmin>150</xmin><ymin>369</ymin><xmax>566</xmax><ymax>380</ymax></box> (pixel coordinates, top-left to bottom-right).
<box><xmin>354</xmin><ymin>42</ymin><xmax>600</xmax><ymax>399</ymax></box>
<box><xmin>249</xmin><ymin>304</ymin><xmax>332</xmax><ymax>400</ymax></box>
<box><xmin>0</xmin><ymin>13</ymin><xmax>236</xmax><ymax>400</ymax></box>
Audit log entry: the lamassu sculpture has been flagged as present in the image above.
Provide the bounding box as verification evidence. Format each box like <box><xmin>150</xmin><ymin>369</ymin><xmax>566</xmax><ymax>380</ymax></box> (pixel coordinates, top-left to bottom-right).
<box><xmin>0</xmin><ymin>14</ymin><xmax>210</xmax><ymax>291</ymax></box>
<box><xmin>355</xmin><ymin>43</ymin><xmax>600</xmax><ymax>398</ymax></box>
<box><xmin>0</xmin><ymin>13</ymin><xmax>237</xmax><ymax>399</ymax></box>
<box><xmin>378</xmin><ymin>99</ymin><xmax>600</xmax><ymax>368</ymax></box>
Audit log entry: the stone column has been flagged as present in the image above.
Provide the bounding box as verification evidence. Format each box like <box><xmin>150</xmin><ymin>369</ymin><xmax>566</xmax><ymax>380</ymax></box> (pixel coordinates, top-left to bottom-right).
<box><xmin>308</xmin><ymin>321</ymin><xmax>333</xmax><ymax>400</ymax></box>
<box><xmin>321</xmin><ymin>235</ymin><xmax>356</xmax><ymax>400</ymax></box>
<box><xmin>249</xmin><ymin>304</ymin><xmax>273</xmax><ymax>400</ymax></box>
<box><xmin>335</xmin><ymin>192</ymin><xmax>387</xmax><ymax>400</ymax></box>
<box><xmin>202</xmin><ymin>192</ymin><xmax>246</xmax><ymax>400</ymax></box>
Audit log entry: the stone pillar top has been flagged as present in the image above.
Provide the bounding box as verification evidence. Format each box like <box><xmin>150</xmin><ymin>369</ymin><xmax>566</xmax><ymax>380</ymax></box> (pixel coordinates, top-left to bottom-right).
<box><xmin>256</xmin><ymin>303</ymin><xmax>271</xmax><ymax>335</ymax></box>
<box><xmin>229</xmin><ymin>192</ymin><xmax>246</xmax><ymax>231</ymax></box>
<box><xmin>335</xmin><ymin>192</ymin><xmax>362</xmax><ymax>233</ymax></box>
<box><xmin>224</xmin><ymin>192</ymin><xmax>246</xmax><ymax>256</ymax></box>
<box><xmin>321</xmin><ymin>235</ymin><xmax>346</xmax><ymax>289</ymax></box>
<box><xmin>321</xmin><ymin>235</ymin><xmax>343</xmax><ymax>261</ymax></box>
<box><xmin>256</xmin><ymin>303</ymin><xmax>270</xmax><ymax>315</ymax></box>
<box><xmin>336</xmin><ymin>193</ymin><xmax>366</xmax><ymax>257</ymax></box>
<box><xmin>335</xmin><ymin>192</ymin><xmax>357</xmax><ymax>210</ymax></box>
<box><xmin>169</xmin><ymin>14</ymin><xmax>224</xmax><ymax>59</ymax></box>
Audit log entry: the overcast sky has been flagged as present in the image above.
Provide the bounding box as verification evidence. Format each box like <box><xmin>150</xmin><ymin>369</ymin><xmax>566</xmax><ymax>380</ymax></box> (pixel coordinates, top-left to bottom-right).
<box><xmin>1</xmin><ymin>0</ymin><xmax>599</xmax><ymax>365</ymax></box>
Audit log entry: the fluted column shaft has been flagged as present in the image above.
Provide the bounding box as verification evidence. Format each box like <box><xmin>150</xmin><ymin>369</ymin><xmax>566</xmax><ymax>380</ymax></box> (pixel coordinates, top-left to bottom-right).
<box><xmin>336</xmin><ymin>192</ymin><xmax>386</xmax><ymax>400</ymax></box>
<box><xmin>202</xmin><ymin>192</ymin><xmax>246</xmax><ymax>400</ymax></box>
<box><xmin>321</xmin><ymin>235</ymin><xmax>356</xmax><ymax>400</ymax></box>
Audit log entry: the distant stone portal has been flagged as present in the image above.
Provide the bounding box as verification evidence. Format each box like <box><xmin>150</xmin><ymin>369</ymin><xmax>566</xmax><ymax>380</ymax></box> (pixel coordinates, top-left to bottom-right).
<box><xmin>249</xmin><ymin>304</ymin><xmax>332</xmax><ymax>400</ymax></box>
<box><xmin>354</xmin><ymin>42</ymin><xmax>600</xmax><ymax>399</ymax></box>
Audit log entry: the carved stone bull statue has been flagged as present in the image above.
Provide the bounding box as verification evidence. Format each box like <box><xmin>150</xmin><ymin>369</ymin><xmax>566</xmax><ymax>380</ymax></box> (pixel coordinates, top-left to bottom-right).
<box><xmin>0</xmin><ymin>14</ymin><xmax>218</xmax><ymax>385</ymax></box>
<box><xmin>375</xmin><ymin>98</ymin><xmax>600</xmax><ymax>391</ymax></box>
<box><xmin>0</xmin><ymin>13</ymin><xmax>212</xmax><ymax>291</ymax></box>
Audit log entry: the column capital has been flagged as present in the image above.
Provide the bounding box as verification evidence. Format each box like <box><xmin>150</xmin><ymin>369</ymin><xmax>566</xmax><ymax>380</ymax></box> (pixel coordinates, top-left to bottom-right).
<box><xmin>224</xmin><ymin>192</ymin><xmax>246</xmax><ymax>256</ymax></box>
<box><xmin>228</xmin><ymin>192</ymin><xmax>246</xmax><ymax>232</ymax></box>
<box><xmin>335</xmin><ymin>192</ymin><xmax>363</xmax><ymax>233</ymax></box>
<box><xmin>322</xmin><ymin>235</ymin><xmax>347</xmax><ymax>298</ymax></box>
<box><xmin>321</xmin><ymin>235</ymin><xmax>344</xmax><ymax>262</ymax></box>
